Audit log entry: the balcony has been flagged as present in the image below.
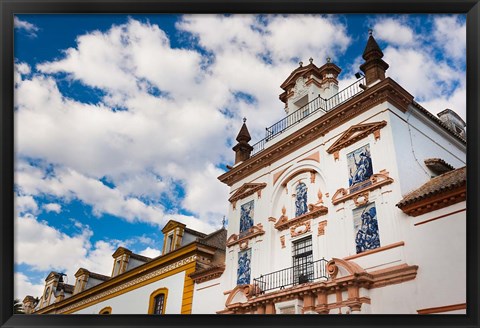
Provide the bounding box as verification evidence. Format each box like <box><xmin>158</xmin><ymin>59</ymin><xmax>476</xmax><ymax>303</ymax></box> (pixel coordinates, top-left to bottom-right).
<box><xmin>252</xmin><ymin>258</ymin><xmax>329</xmax><ymax>296</ymax></box>
<box><xmin>251</xmin><ymin>77</ymin><xmax>366</xmax><ymax>157</ymax></box>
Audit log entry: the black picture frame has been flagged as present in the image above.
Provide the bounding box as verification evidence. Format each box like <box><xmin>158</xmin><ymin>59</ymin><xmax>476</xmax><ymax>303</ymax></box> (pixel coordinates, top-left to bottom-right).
<box><xmin>1</xmin><ymin>1</ymin><xmax>478</xmax><ymax>328</ymax></box>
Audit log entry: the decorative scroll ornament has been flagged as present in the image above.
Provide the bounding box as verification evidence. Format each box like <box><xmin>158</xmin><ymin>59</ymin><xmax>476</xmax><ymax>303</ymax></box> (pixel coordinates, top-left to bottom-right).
<box><xmin>290</xmin><ymin>220</ymin><xmax>311</xmax><ymax>237</ymax></box>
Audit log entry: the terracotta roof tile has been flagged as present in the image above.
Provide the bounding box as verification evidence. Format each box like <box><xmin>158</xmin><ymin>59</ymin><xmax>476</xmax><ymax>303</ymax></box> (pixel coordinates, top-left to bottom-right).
<box><xmin>397</xmin><ymin>166</ymin><xmax>466</xmax><ymax>208</ymax></box>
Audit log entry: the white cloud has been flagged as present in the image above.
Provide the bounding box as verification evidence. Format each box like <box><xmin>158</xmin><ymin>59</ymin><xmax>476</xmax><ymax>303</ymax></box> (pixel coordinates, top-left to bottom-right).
<box><xmin>14</xmin><ymin>272</ymin><xmax>44</xmax><ymax>300</ymax></box>
<box><xmin>138</xmin><ymin>247</ymin><xmax>161</xmax><ymax>258</ymax></box>
<box><xmin>372</xmin><ymin>18</ymin><xmax>416</xmax><ymax>47</ymax></box>
<box><xmin>180</xmin><ymin>163</ymin><xmax>229</xmax><ymax>222</ymax></box>
<box><xmin>14</xmin><ymin>17</ymin><xmax>39</xmax><ymax>37</ymax></box>
<box><xmin>43</xmin><ymin>203</ymin><xmax>62</xmax><ymax>213</ymax></box>
<box><xmin>15</xmin><ymin>194</ymin><xmax>38</xmax><ymax>215</ymax></box>
<box><xmin>14</xmin><ymin>213</ymin><xmax>119</xmax><ymax>285</ymax></box>
<box><xmin>433</xmin><ymin>16</ymin><xmax>466</xmax><ymax>61</ymax></box>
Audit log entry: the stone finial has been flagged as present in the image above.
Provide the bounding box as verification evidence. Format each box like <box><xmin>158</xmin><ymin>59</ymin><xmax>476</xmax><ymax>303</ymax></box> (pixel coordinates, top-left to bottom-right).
<box><xmin>368</xmin><ymin>28</ymin><xmax>373</xmax><ymax>36</ymax></box>
<box><xmin>299</xmin><ymin>61</ymin><xmax>303</xmax><ymax>67</ymax></box>
<box><xmin>326</xmin><ymin>56</ymin><xmax>331</xmax><ymax>63</ymax></box>
<box><xmin>232</xmin><ymin>120</ymin><xmax>253</xmax><ymax>164</ymax></box>
<box><xmin>309</xmin><ymin>57</ymin><xmax>313</xmax><ymax>64</ymax></box>
<box><xmin>359</xmin><ymin>31</ymin><xmax>389</xmax><ymax>85</ymax></box>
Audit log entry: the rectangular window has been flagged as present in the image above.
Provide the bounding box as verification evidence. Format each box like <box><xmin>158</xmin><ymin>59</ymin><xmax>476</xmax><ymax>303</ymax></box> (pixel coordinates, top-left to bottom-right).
<box><xmin>237</xmin><ymin>248</ymin><xmax>252</xmax><ymax>285</ymax></box>
<box><xmin>292</xmin><ymin>236</ymin><xmax>313</xmax><ymax>285</ymax></box>
<box><xmin>353</xmin><ymin>202</ymin><xmax>381</xmax><ymax>254</ymax></box>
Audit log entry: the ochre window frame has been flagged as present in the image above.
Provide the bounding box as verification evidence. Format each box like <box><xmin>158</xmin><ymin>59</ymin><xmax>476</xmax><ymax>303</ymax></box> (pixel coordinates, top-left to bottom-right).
<box><xmin>148</xmin><ymin>287</ymin><xmax>169</xmax><ymax>314</ymax></box>
<box><xmin>99</xmin><ymin>306</ymin><xmax>112</xmax><ymax>314</ymax></box>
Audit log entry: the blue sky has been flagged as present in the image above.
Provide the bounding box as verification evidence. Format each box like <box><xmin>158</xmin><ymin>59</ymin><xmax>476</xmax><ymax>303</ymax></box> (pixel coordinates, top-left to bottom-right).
<box><xmin>13</xmin><ymin>14</ymin><xmax>466</xmax><ymax>300</ymax></box>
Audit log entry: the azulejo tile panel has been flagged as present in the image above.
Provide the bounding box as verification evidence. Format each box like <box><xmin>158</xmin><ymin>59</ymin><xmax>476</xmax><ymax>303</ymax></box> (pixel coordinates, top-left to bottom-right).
<box><xmin>295</xmin><ymin>182</ymin><xmax>308</xmax><ymax>217</ymax></box>
<box><xmin>347</xmin><ymin>144</ymin><xmax>373</xmax><ymax>188</ymax></box>
<box><xmin>353</xmin><ymin>202</ymin><xmax>380</xmax><ymax>254</ymax></box>
<box><xmin>239</xmin><ymin>200</ymin><xmax>254</xmax><ymax>235</ymax></box>
<box><xmin>237</xmin><ymin>248</ymin><xmax>252</xmax><ymax>285</ymax></box>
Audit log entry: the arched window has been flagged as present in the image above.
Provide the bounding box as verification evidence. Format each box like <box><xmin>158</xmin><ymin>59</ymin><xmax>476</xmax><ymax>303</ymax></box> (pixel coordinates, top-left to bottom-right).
<box><xmin>99</xmin><ymin>306</ymin><xmax>112</xmax><ymax>314</ymax></box>
<box><xmin>148</xmin><ymin>288</ymin><xmax>168</xmax><ymax>314</ymax></box>
<box><xmin>295</xmin><ymin>182</ymin><xmax>308</xmax><ymax>217</ymax></box>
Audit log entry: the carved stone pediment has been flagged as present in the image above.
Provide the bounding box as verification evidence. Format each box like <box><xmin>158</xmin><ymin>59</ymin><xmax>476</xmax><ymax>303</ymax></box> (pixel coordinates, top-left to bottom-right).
<box><xmin>229</xmin><ymin>183</ymin><xmax>267</xmax><ymax>209</ymax></box>
<box><xmin>326</xmin><ymin>121</ymin><xmax>387</xmax><ymax>154</ymax></box>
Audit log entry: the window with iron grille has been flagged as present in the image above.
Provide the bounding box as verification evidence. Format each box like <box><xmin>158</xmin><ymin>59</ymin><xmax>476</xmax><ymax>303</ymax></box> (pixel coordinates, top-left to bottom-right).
<box><xmin>153</xmin><ymin>294</ymin><xmax>165</xmax><ymax>314</ymax></box>
<box><xmin>292</xmin><ymin>236</ymin><xmax>313</xmax><ymax>285</ymax></box>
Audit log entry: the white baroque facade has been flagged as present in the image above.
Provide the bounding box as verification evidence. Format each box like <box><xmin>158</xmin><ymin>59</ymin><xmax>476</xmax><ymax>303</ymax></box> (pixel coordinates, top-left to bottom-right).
<box><xmin>216</xmin><ymin>33</ymin><xmax>466</xmax><ymax>315</ymax></box>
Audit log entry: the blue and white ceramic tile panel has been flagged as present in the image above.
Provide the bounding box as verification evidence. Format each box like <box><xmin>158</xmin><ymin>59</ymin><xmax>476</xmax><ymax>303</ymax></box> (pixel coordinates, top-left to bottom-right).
<box><xmin>295</xmin><ymin>182</ymin><xmax>308</xmax><ymax>217</ymax></box>
<box><xmin>237</xmin><ymin>248</ymin><xmax>252</xmax><ymax>285</ymax></box>
<box><xmin>353</xmin><ymin>202</ymin><xmax>381</xmax><ymax>254</ymax></box>
<box><xmin>347</xmin><ymin>144</ymin><xmax>374</xmax><ymax>187</ymax></box>
<box><xmin>239</xmin><ymin>200</ymin><xmax>254</xmax><ymax>235</ymax></box>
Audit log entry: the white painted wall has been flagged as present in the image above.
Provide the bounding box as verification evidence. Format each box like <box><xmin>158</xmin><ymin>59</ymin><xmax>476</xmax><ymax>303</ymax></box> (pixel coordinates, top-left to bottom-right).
<box><xmin>72</xmin><ymin>271</ymin><xmax>185</xmax><ymax>314</ymax></box>
<box><xmin>191</xmin><ymin>277</ymin><xmax>224</xmax><ymax>314</ymax></box>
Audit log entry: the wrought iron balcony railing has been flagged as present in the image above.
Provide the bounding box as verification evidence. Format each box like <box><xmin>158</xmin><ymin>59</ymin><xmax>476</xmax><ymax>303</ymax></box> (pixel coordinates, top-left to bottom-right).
<box><xmin>251</xmin><ymin>77</ymin><xmax>366</xmax><ymax>157</ymax></box>
<box><xmin>252</xmin><ymin>258</ymin><xmax>329</xmax><ymax>296</ymax></box>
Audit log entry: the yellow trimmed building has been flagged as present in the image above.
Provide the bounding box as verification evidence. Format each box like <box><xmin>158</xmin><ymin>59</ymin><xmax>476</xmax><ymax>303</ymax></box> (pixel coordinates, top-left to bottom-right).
<box><xmin>22</xmin><ymin>220</ymin><xmax>226</xmax><ymax>315</ymax></box>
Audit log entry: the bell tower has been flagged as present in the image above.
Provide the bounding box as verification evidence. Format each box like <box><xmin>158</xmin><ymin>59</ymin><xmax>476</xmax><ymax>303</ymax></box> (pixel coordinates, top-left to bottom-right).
<box><xmin>279</xmin><ymin>57</ymin><xmax>341</xmax><ymax>115</ymax></box>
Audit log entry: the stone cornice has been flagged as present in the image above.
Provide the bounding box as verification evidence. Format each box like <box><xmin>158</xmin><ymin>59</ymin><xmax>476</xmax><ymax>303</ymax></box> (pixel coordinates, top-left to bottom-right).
<box><xmin>218</xmin><ymin>78</ymin><xmax>413</xmax><ymax>187</ymax></box>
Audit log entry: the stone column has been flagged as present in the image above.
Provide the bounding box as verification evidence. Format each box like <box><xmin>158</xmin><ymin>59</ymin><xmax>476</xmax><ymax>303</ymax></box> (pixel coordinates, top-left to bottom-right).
<box><xmin>347</xmin><ymin>283</ymin><xmax>362</xmax><ymax>314</ymax></box>
<box><xmin>265</xmin><ymin>302</ymin><xmax>276</xmax><ymax>314</ymax></box>
<box><xmin>315</xmin><ymin>290</ymin><xmax>329</xmax><ymax>314</ymax></box>
<box><xmin>257</xmin><ymin>305</ymin><xmax>265</xmax><ymax>314</ymax></box>
<box><xmin>302</xmin><ymin>293</ymin><xmax>316</xmax><ymax>314</ymax></box>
